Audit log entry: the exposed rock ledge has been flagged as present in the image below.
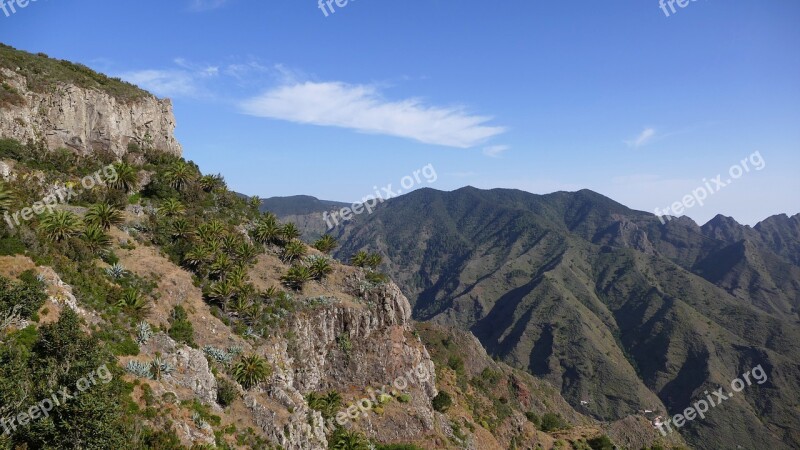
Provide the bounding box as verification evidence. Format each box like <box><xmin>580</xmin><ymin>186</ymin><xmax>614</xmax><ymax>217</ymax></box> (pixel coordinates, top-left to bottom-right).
<box><xmin>0</xmin><ymin>67</ymin><xmax>181</xmax><ymax>157</ymax></box>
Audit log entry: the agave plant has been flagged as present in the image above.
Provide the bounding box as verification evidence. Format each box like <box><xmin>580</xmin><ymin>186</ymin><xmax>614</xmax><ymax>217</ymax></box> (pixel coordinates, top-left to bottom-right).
<box><xmin>126</xmin><ymin>360</ymin><xmax>153</xmax><ymax>379</ymax></box>
<box><xmin>105</xmin><ymin>263</ymin><xmax>128</xmax><ymax>279</ymax></box>
<box><xmin>135</xmin><ymin>321</ymin><xmax>153</xmax><ymax>345</ymax></box>
<box><xmin>231</xmin><ymin>354</ymin><xmax>272</xmax><ymax>390</ymax></box>
<box><xmin>84</xmin><ymin>203</ymin><xmax>124</xmax><ymax>231</ymax></box>
<box><xmin>170</xmin><ymin>218</ymin><xmax>192</xmax><ymax>240</ymax></box>
<box><xmin>203</xmin><ymin>345</ymin><xmax>234</xmax><ymax>365</ymax></box>
<box><xmin>38</xmin><ymin>210</ymin><xmax>82</xmax><ymax>242</ymax></box>
<box><xmin>150</xmin><ymin>357</ymin><xmax>175</xmax><ymax>381</ymax></box>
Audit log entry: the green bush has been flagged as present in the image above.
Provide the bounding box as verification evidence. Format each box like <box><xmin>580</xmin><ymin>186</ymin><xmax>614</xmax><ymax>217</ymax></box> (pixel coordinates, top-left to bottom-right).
<box><xmin>432</xmin><ymin>391</ymin><xmax>453</xmax><ymax>412</ymax></box>
<box><xmin>168</xmin><ymin>305</ymin><xmax>195</xmax><ymax>346</ymax></box>
<box><xmin>217</xmin><ymin>378</ymin><xmax>239</xmax><ymax>408</ymax></box>
<box><xmin>587</xmin><ymin>435</ymin><xmax>614</xmax><ymax>450</ymax></box>
<box><xmin>540</xmin><ymin>413</ymin><xmax>569</xmax><ymax>432</ymax></box>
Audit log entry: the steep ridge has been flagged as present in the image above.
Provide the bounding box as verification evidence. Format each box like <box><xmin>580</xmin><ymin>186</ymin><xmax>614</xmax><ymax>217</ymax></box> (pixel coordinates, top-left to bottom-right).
<box><xmin>326</xmin><ymin>187</ymin><xmax>800</xmax><ymax>450</ymax></box>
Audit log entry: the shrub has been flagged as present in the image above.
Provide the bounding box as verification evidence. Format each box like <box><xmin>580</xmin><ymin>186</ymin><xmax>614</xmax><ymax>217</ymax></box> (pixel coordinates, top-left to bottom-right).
<box><xmin>216</xmin><ymin>378</ymin><xmax>239</xmax><ymax>407</ymax></box>
<box><xmin>168</xmin><ymin>305</ymin><xmax>195</xmax><ymax>346</ymax></box>
<box><xmin>540</xmin><ymin>413</ymin><xmax>569</xmax><ymax>432</ymax></box>
<box><xmin>587</xmin><ymin>435</ymin><xmax>614</xmax><ymax>450</ymax></box>
<box><xmin>432</xmin><ymin>391</ymin><xmax>453</xmax><ymax>412</ymax></box>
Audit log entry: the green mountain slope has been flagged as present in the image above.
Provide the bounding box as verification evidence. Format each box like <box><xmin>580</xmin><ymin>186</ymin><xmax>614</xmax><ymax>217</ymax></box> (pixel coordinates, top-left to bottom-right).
<box><xmin>322</xmin><ymin>187</ymin><xmax>800</xmax><ymax>450</ymax></box>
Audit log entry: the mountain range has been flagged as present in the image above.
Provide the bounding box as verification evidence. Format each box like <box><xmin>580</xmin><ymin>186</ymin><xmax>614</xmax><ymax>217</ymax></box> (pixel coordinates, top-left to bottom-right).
<box><xmin>266</xmin><ymin>187</ymin><xmax>800</xmax><ymax>450</ymax></box>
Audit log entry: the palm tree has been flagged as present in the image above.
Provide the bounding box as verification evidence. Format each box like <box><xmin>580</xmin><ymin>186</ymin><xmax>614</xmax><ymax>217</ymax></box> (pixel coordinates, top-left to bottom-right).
<box><xmin>159</xmin><ymin>198</ymin><xmax>185</xmax><ymax>217</ymax></box>
<box><xmin>221</xmin><ymin>234</ymin><xmax>241</xmax><ymax>254</ymax></box>
<box><xmin>209</xmin><ymin>253</ymin><xmax>232</xmax><ymax>279</ymax></box>
<box><xmin>195</xmin><ymin>220</ymin><xmax>225</xmax><ymax>243</ymax></box>
<box><xmin>365</xmin><ymin>253</ymin><xmax>383</xmax><ymax>270</ymax></box>
<box><xmin>330</xmin><ymin>429</ymin><xmax>370</xmax><ymax>450</ymax></box>
<box><xmin>313</xmin><ymin>235</ymin><xmax>338</xmax><ymax>254</ymax></box>
<box><xmin>163</xmin><ymin>161</ymin><xmax>196</xmax><ymax>191</ymax></box>
<box><xmin>38</xmin><ymin>210</ymin><xmax>82</xmax><ymax>242</ymax></box>
<box><xmin>281</xmin><ymin>223</ymin><xmax>301</xmax><ymax>242</ymax></box>
<box><xmin>183</xmin><ymin>245</ymin><xmax>210</xmax><ymax>269</ymax></box>
<box><xmin>0</xmin><ymin>182</ymin><xmax>14</xmax><ymax>215</ymax></box>
<box><xmin>350</xmin><ymin>251</ymin><xmax>369</xmax><ymax>268</ymax></box>
<box><xmin>281</xmin><ymin>240</ymin><xmax>307</xmax><ymax>264</ymax></box>
<box><xmin>198</xmin><ymin>174</ymin><xmax>225</xmax><ymax>193</ymax></box>
<box><xmin>117</xmin><ymin>289</ymin><xmax>150</xmax><ymax>318</ymax></box>
<box><xmin>231</xmin><ymin>354</ymin><xmax>272</xmax><ymax>390</ymax></box>
<box><xmin>170</xmin><ymin>218</ymin><xmax>192</xmax><ymax>240</ymax></box>
<box><xmin>234</xmin><ymin>242</ymin><xmax>257</xmax><ymax>265</ymax></box>
<box><xmin>110</xmin><ymin>162</ymin><xmax>139</xmax><ymax>193</ymax></box>
<box><xmin>252</xmin><ymin>219</ymin><xmax>281</xmax><ymax>247</ymax></box>
<box><xmin>207</xmin><ymin>280</ymin><xmax>236</xmax><ymax>311</ymax></box>
<box><xmin>84</xmin><ymin>203</ymin><xmax>124</xmax><ymax>231</ymax></box>
<box><xmin>307</xmin><ymin>256</ymin><xmax>333</xmax><ymax>281</ymax></box>
<box><xmin>248</xmin><ymin>196</ymin><xmax>261</xmax><ymax>212</ymax></box>
<box><xmin>280</xmin><ymin>265</ymin><xmax>313</xmax><ymax>291</ymax></box>
<box><xmin>82</xmin><ymin>225</ymin><xmax>112</xmax><ymax>255</ymax></box>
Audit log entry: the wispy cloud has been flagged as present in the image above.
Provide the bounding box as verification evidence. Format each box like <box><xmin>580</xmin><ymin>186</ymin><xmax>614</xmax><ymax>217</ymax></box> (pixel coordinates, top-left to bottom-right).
<box><xmin>239</xmin><ymin>81</ymin><xmax>506</xmax><ymax>148</ymax></box>
<box><xmin>188</xmin><ymin>0</ymin><xmax>229</xmax><ymax>12</ymax></box>
<box><xmin>483</xmin><ymin>145</ymin><xmax>509</xmax><ymax>158</ymax></box>
<box><xmin>625</xmin><ymin>127</ymin><xmax>656</xmax><ymax>149</ymax></box>
<box><xmin>118</xmin><ymin>58</ymin><xmax>221</xmax><ymax>98</ymax></box>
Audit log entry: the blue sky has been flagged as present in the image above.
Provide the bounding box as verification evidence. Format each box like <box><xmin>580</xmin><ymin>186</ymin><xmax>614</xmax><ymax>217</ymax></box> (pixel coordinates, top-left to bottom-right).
<box><xmin>1</xmin><ymin>0</ymin><xmax>798</xmax><ymax>225</ymax></box>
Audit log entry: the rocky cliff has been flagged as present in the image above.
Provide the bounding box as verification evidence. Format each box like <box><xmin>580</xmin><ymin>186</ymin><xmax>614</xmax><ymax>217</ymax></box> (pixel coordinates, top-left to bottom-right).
<box><xmin>0</xmin><ymin>62</ymin><xmax>181</xmax><ymax>156</ymax></box>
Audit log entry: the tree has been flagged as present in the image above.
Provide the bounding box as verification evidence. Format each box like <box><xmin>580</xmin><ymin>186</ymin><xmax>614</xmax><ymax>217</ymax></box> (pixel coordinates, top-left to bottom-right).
<box><xmin>587</xmin><ymin>435</ymin><xmax>615</xmax><ymax>450</ymax></box>
<box><xmin>110</xmin><ymin>162</ymin><xmax>139</xmax><ymax>193</ymax></box>
<box><xmin>307</xmin><ymin>256</ymin><xmax>333</xmax><ymax>281</ymax></box>
<box><xmin>84</xmin><ymin>203</ymin><xmax>124</xmax><ymax>230</ymax></box>
<box><xmin>280</xmin><ymin>265</ymin><xmax>313</xmax><ymax>291</ymax></box>
<box><xmin>313</xmin><ymin>235</ymin><xmax>338</xmax><ymax>254</ymax></box>
<box><xmin>82</xmin><ymin>225</ymin><xmax>112</xmax><ymax>255</ymax></box>
<box><xmin>231</xmin><ymin>354</ymin><xmax>271</xmax><ymax>390</ymax></box>
<box><xmin>116</xmin><ymin>289</ymin><xmax>150</xmax><ymax>319</ymax></box>
<box><xmin>207</xmin><ymin>280</ymin><xmax>236</xmax><ymax>311</ymax></box>
<box><xmin>350</xmin><ymin>251</ymin><xmax>369</xmax><ymax>268</ymax></box>
<box><xmin>38</xmin><ymin>210</ymin><xmax>82</xmax><ymax>242</ymax></box>
<box><xmin>252</xmin><ymin>217</ymin><xmax>281</xmax><ymax>247</ymax></box>
<box><xmin>281</xmin><ymin>223</ymin><xmax>301</xmax><ymax>242</ymax></box>
<box><xmin>248</xmin><ymin>195</ymin><xmax>261</xmax><ymax>212</ymax></box>
<box><xmin>198</xmin><ymin>174</ymin><xmax>225</xmax><ymax>193</ymax></box>
<box><xmin>163</xmin><ymin>161</ymin><xmax>196</xmax><ymax>191</ymax></box>
<box><xmin>159</xmin><ymin>198</ymin><xmax>185</xmax><ymax>217</ymax></box>
<box><xmin>281</xmin><ymin>240</ymin><xmax>307</xmax><ymax>264</ymax></box>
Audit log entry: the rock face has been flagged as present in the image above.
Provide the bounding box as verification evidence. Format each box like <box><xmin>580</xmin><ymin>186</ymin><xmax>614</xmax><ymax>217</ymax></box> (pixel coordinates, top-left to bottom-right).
<box><xmin>0</xmin><ymin>67</ymin><xmax>182</xmax><ymax>157</ymax></box>
<box><xmin>246</xmin><ymin>279</ymin><xmax>439</xmax><ymax>449</ymax></box>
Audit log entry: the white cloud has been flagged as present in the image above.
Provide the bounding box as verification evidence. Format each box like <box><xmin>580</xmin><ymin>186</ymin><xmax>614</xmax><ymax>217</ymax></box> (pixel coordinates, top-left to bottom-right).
<box><xmin>625</xmin><ymin>127</ymin><xmax>656</xmax><ymax>149</ymax></box>
<box><xmin>239</xmin><ymin>81</ymin><xmax>506</xmax><ymax>148</ymax></box>
<box><xmin>119</xmin><ymin>70</ymin><xmax>200</xmax><ymax>98</ymax></box>
<box><xmin>188</xmin><ymin>0</ymin><xmax>229</xmax><ymax>12</ymax></box>
<box><xmin>483</xmin><ymin>145</ymin><xmax>509</xmax><ymax>158</ymax></box>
